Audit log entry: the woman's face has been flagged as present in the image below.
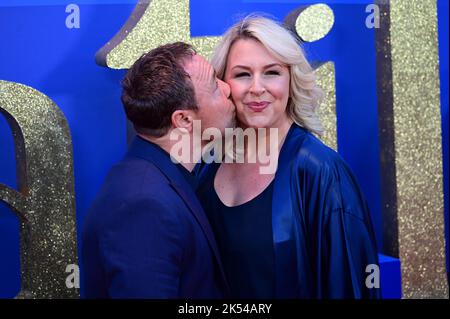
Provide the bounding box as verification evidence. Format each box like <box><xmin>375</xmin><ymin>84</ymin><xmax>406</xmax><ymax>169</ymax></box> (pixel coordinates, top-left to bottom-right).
<box><xmin>224</xmin><ymin>38</ymin><xmax>291</xmax><ymax>130</ymax></box>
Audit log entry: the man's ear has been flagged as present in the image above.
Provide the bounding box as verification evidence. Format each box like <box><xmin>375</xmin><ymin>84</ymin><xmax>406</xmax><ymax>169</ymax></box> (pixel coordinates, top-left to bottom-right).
<box><xmin>171</xmin><ymin>109</ymin><xmax>197</xmax><ymax>133</ymax></box>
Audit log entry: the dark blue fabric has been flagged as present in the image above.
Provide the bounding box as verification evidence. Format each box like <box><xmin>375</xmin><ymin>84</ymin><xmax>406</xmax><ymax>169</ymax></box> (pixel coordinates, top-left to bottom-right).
<box><xmin>198</xmin><ymin>166</ymin><xmax>275</xmax><ymax>298</ymax></box>
<box><xmin>197</xmin><ymin>124</ymin><xmax>381</xmax><ymax>299</ymax></box>
<box><xmin>175</xmin><ymin>163</ymin><xmax>198</xmax><ymax>190</ymax></box>
<box><xmin>82</xmin><ymin>136</ymin><xmax>228</xmax><ymax>298</ymax></box>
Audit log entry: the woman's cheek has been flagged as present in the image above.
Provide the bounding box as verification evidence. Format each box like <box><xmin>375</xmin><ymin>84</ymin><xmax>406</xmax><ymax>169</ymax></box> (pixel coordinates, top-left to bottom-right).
<box><xmin>230</xmin><ymin>92</ymin><xmax>244</xmax><ymax>109</ymax></box>
<box><xmin>229</xmin><ymin>81</ymin><xmax>245</xmax><ymax>96</ymax></box>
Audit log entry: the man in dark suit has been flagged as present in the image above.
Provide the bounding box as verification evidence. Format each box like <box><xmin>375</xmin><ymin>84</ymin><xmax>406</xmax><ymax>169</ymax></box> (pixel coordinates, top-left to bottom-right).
<box><xmin>82</xmin><ymin>42</ymin><xmax>235</xmax><ymax>298</ymax></box>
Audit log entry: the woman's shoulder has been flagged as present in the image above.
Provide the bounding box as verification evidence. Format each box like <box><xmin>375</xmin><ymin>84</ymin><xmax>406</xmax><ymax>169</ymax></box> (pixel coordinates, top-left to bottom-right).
<box><xmin>287</xmin><ymin>126</ymin><xmax>365</xmax><ymax>207</ymax></box>
<box><xmin>194</xmin><ymin>161</ymin><xmax>220</xmax><ymax>193</ymax></box>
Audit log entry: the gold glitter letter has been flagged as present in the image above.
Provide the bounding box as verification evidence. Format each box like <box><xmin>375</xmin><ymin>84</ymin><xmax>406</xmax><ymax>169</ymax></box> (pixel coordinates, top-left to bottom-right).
<box><xmin>0</xmin><ymin>80</ymin><xmax>78</xmax><ymax>298</ymax></box>
<box><xmin>284</xmin><ymin>6</ymin><xmax>337</xmax><ymax>148</ymax></box>
<box><xmin>376</xmin><ymin>0</ymin><xmax>448</xmax><ymax>298</ymax></box>
<box><xmin>96</xmin><ymin>0</ymin><xmax>220</xmax><ymax>69</ymax></box>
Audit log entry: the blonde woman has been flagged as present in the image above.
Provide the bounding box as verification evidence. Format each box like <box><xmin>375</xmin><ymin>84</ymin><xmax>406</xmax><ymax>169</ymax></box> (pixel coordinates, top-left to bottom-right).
<box><xmin>196</xmin><ymin>16</ymin><xmax>380</xmax><ymax>299</ymax></box>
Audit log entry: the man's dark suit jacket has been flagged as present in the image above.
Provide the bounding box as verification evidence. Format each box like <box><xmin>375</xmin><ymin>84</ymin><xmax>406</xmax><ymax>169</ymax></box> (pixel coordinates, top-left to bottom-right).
<box><xmin>82</xmin><ymin>136</ymin><xmax>228</xmax><ymax>298</ymax></box>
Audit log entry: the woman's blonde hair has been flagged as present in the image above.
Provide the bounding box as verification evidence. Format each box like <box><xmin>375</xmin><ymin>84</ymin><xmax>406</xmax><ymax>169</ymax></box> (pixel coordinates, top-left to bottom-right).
<box><xmin>211</xmin><ymin>15</ymin><xmax>324</xmax><ymax>136</ymax></box>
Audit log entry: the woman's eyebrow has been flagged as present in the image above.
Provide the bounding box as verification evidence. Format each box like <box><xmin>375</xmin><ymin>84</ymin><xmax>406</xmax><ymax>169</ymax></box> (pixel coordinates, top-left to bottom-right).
<box><xmin>231</xmin><ymin>63</ymin><xmax>283</xmax><ymax>70</ymax></box>
<box><xmin>263</xmin><ymin>63</ymin><xmax>283</xmax><ymax>69</ymax></box>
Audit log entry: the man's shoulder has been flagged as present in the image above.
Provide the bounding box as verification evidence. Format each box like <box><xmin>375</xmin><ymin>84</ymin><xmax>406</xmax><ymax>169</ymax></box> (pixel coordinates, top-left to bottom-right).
<box><xmin>103</xmin><ymin>156</ymin><xmax>172</xmax><ymax>197</ymax></box>
<box><xmin>83</xmin><ymin>157</ymin><xmax>185</xmax><ymax>235</ymax></box>
<box><xmin>86</xmin><ymin>157</ymin><xmax>179</xmax><ymax>220</ymax></box>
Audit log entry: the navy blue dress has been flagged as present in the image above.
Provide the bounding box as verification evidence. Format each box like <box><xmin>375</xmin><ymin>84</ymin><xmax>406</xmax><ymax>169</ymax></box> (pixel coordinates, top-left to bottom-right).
<box><xmin>198</xmin><ymin>164</ymin><xmax>275</xmax><ymax>298</ymax></box>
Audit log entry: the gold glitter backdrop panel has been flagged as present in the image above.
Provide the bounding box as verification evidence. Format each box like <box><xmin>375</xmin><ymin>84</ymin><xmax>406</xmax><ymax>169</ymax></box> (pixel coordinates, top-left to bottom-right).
<box><xmin>388</xmin><ymin>0</ymin><xmax>448</xmax><ymax>298</ymax></box>
<box><xmin>96</xmin><ymin>0</ymin><xmax>220</xmax><ymax>69</ymax></box>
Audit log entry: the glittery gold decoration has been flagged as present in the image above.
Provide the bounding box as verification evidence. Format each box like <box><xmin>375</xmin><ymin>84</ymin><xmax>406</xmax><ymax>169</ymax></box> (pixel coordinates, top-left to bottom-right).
<box><xmin>96</xmin><ymin>0</ymin><xmax>220</xmax><ymax>69</ymax></box>
<box><xmin>0</xmin><ymin>80</ymin><xmax>78</xmax><ymax>298</ymax></box>
<box><xmin>284</xmin><ymin>7</ymin><xmax>337</xmax><ymax>149</ymax></box>
<box><xmin>389</xmin><ymin>0</ymin><xmax>448</xmax><ymax>298</ymax></box>
<box><xmin>315</xmin><ymin>62</ymin><xmax>337</xmax><ymax>150</ymax></box>
<box><xmin>375</xmin><ymin>0</ymin><xmax>400</xmax><ymax>260</ymax></box>
<box><xmin>295</xmin><ymin>4</ymin><xmax>334</xmax><ymax>42</ymax></box>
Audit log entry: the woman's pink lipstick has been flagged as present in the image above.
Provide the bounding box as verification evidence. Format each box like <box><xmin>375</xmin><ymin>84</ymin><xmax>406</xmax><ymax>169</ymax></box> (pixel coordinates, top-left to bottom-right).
<box><xmin>246</xmin><ymin>101</ymin><xmax>269</xmax><ymax>112</ymax></box>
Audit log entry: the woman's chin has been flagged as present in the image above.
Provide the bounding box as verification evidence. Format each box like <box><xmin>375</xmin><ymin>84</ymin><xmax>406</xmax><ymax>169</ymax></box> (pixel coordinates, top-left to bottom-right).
<box><xmin>237</xmin><ymin>116</ymin><xmax>272</xmax><ymax>130</ymax></box>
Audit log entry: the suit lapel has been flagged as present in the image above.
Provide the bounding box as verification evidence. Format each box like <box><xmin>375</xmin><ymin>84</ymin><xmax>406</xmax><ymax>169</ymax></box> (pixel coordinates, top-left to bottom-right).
<box><xmin>169</xmin><ymin>181</ymin><xmax>229</xmax><ymax>288</ymax></box>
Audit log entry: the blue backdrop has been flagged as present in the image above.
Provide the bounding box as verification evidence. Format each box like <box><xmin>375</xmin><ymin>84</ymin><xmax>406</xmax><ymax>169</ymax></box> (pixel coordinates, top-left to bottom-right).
<box><xmin>0</xmin><ymin>0</ymin><xmax>448</xmax><ymax>298</ymax></box>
